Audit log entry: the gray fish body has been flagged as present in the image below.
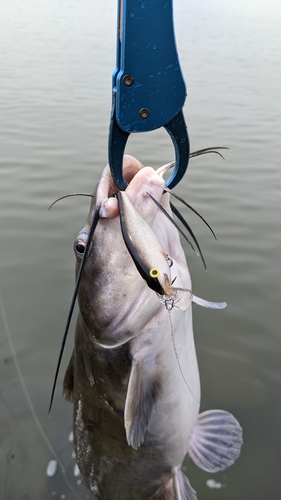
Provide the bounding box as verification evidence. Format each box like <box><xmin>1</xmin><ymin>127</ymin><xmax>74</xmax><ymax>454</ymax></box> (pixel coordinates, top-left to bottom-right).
<box><xmin>64</xmin><ymin>156</ymin><xmax>242</xmax><ymax>500</ymax></box>
<box><xmin>72</xmin><ymin>311</ymin><xmax>199</xmax><ymax>499</ymax></box>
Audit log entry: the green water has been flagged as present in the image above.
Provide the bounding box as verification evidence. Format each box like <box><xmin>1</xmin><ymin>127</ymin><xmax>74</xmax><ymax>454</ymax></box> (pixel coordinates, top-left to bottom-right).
<box><xmin>1</xmin><ymin>0</ymin><xmax>280</xmax><ymax>498</ymax></box>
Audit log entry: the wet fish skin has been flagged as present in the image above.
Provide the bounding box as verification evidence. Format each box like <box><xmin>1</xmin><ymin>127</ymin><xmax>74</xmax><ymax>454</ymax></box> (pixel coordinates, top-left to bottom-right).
<box><xmin>64</xmin><ymin>155</ymin><xmax>242</xmax><ymax>500</ymax></box>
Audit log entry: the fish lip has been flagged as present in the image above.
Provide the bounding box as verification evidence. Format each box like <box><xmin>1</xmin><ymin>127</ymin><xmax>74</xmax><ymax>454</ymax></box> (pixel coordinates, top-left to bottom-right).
<box><xmin>96</xmin><ymin>155</ymin><xmax>144</xmax><ymax>205</ymax></box>
<box><xmin>95</xmin><ymin>155</ymin><xmax>144</xmax><ymax>220</ymax></box>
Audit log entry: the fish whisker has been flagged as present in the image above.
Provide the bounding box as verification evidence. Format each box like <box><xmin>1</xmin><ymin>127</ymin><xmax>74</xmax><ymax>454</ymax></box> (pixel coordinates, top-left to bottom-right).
<box><xmin>146</xmin><ymin>192</ymin><xmax>199</xmax><ymax>257</ymax></box>
<box><xmin>163</xmin><ymin>186</ymin><xmax>217</xmax><ymax>240</ymax></box>
<box><xmin>158</xmin><ymin>147</ymin><xmax>228</xmax><ymax>176</ymax></box>
<box><xmin>154</xmin><ymin>169</ymin><xmax>216</xmax><ymax>241</ymax></box>
<box><xmin>170</xmin><ymin>202</ymin><xmax>207</xmax><ymax>270</ymax></box>
<box><xmin>189</xmin><ymin>146</ymin><xmax>228</xmax><ymax>160</ymax></box>
<box><xmin>48</xmin><ymin>204</ymin><xmax>101</xmax><ymax>414</ymax></box>
<box><xmin>48</xmin><ymin>193</ymin><xmax>94</xmax><ymax>210</ymax></box>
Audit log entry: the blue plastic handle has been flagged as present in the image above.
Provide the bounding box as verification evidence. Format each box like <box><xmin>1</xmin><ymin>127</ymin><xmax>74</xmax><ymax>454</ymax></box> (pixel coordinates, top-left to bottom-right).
<box><xmin>108</xmin><ymin>0</ymin><xmax>190</xmax><ymax>190</ymax></box>
<box><xmin>114</xmin><ymin>0</ymin><xmax>186</xmax><ymax>133</ymax></box>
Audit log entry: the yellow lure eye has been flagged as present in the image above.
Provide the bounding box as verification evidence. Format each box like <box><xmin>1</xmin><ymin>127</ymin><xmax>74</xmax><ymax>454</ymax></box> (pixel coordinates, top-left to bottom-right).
<box><xmin>149</xmin><ymin>268</ymin><xmax>160</xmax><ymax>278</ymax></box>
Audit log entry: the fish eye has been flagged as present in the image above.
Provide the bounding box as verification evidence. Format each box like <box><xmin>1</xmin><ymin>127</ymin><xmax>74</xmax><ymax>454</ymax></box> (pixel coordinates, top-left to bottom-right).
<box><xmin>74</xmin><ymin>232</ymin><xmax>88</xmax><ymax>258</ymax></box>
<box><xmin>76</xmin><ymin>243</ymin><xmax>85</xmax><ymax>254</ymax></box>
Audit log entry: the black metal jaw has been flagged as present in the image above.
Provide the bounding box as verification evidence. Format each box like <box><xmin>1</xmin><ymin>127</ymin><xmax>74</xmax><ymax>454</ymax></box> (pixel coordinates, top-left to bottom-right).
<box><xmin>108</xmin><ymin>109</ymin><xmax>190</xmax><ymax>191</ymax></box>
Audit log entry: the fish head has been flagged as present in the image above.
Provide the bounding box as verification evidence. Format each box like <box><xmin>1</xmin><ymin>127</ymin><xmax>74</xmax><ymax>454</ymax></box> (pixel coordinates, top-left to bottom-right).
<box><xmin>74</xmin><ymin>155</ymin><xmax>191</xmax><ymax>348</ymax></box>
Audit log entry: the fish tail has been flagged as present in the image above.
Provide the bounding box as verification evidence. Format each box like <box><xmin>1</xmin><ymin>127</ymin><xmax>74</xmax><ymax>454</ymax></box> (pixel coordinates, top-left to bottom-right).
<box><xmin>172</xmin><ymin>467</ymin><xmax>198</xmax><ymax>500</ymax></box>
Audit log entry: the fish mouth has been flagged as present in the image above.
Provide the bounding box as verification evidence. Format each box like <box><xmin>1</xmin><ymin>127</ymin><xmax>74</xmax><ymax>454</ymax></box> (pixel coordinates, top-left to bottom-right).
<box><xmin>95</xmin><ymin>155</ymin><xmax>214</xmax><ymax>270</ymax></box>
<box><xmin>95</xmin><ymin>146</ymin><xmax>228</xmax><ymax>222</ymax></box>
<box><xmin>96</xmin><ymin>154</ymin><xmax>145</xmax><ymax>219</ymax></box>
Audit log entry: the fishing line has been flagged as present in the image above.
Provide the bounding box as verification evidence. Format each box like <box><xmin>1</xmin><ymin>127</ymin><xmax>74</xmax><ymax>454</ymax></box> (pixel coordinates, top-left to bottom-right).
<box><xmin>166</xmin><ymin>307</ymin><xmax>200</xmax><ymax>405</ymax></box>
<box><xmin>0</xmin><ymin>290</ymin><xmax>83</xmax><ymax>500</ymax></box>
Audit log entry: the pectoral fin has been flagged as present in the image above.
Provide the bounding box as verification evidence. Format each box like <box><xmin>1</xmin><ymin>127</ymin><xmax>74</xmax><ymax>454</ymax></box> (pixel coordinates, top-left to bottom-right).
<box><xmin>124</xmin><ymin>357</ymin><xmax>163</xmax><ymax>450</ymax></box>
<box><xmin>192</xmin><ymin>295</ymin><xmax>227</xmax><ymax>309</ymax></box>
<box><xmin>188</xmin><ymin>410</ymin><xmax>243</xmax><ymax>472</ymax></box>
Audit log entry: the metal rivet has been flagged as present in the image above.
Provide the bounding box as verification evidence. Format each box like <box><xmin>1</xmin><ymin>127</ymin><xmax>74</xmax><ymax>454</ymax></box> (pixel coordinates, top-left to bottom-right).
<box><xmin>122</xmin><ymin>74</ymin><xmax>134</xmax><ymax>87</ymax></box>
<box><xmin>139</xmin><ymin>108</ymin><xmax>150</xmax><ymax>119</ymax></box>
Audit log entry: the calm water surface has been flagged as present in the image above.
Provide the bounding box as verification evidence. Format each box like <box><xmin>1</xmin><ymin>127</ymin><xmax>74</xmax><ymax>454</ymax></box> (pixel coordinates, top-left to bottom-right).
<box><xmin>1</xmin><ymin>0</ymin><xmax>281</xmax><ymax>499</ymax></box>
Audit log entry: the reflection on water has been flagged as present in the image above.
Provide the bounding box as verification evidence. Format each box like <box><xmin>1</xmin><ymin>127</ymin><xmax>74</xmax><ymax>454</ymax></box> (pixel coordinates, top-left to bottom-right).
<box><xmin>1</xmin><ymin>0</ymin><xmax>281</xmax><ymax>499</ymax></box>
